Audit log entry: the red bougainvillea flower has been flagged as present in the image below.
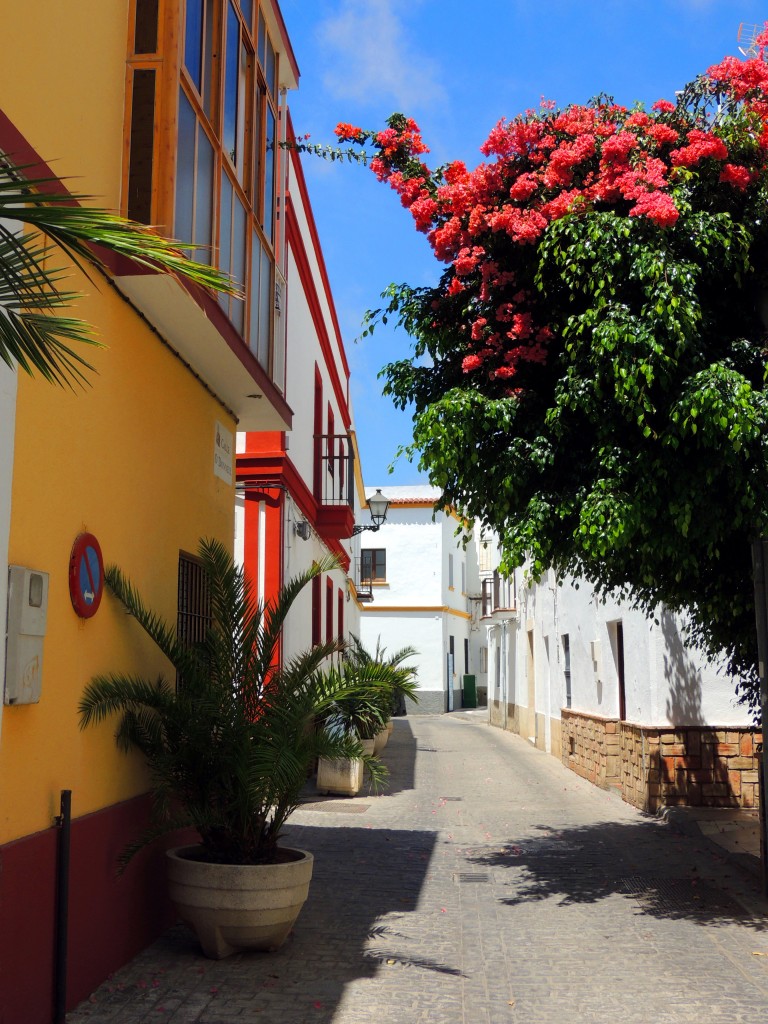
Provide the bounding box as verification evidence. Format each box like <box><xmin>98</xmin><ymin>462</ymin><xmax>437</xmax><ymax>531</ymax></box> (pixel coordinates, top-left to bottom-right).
<box><xmin>332</xmin><ymin>44</ymin><xmax>768</xmax><ymax>383</ymax></box>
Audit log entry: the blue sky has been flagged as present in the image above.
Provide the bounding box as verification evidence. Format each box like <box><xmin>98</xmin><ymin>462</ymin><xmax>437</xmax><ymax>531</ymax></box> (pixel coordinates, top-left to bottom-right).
<box><xmin>279</xmin><ymin>0</ymin><xmax>766</xmax><ymax>486</ymax></box>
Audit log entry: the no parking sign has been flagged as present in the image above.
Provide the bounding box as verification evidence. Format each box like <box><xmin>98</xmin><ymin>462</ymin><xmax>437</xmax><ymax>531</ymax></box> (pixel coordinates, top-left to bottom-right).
<box><xmin>69</xmin><ymin>533</ymin><xmax>104</xmax><ymax>618</ymax></box>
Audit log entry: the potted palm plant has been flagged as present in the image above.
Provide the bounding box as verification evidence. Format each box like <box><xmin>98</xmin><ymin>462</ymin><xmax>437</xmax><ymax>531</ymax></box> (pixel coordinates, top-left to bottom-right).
<box><xmin>345</xmin><ymin>634</ymin><xmax>420</xmax><ymax>741</ymax></box>
<box><xmin>78</xmin><ymin>538</ymin><xmax>385</xmax><ymax>958</ymax></box>
<box><xmin>315</xmin><ymin>651</ymin><xmax>418</xmax><ymax>794</ymax></box>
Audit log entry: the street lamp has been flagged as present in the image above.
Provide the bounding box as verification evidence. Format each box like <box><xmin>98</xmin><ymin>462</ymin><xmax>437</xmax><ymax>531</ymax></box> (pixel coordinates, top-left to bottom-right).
<box><xmin>352</xmin><ymin>489</ymin><xmax>390</xmax><ymax>535</ymax></box>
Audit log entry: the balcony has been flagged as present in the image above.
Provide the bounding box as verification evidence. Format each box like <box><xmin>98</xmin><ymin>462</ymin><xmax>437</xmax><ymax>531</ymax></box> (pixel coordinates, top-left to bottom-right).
<box><xmin>354</xmin><ymin>557</ymin><xmax>374</xmax><ymax>602</ymax></box>
<box><xmin>314</xmin><ymin>434</ymin><xmax>355</xmax><ymax>539</ymax></box>
<box><xmin>481</xmin><ymin>570</ymin><xmax>516</xmax><ymax>619</ymax></box>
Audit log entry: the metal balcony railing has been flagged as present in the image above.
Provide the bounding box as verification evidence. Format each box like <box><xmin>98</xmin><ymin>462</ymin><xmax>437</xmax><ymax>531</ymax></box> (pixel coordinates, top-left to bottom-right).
<box><xmin>314</xmin><ymin>434</ymin><xmax>354</xmax><ymax>508</ymax></box>
<box><xmin>481</xmin><ymin>570</ymin><xmax>516</xmax><ymax>617</ymax></box>
<box><xmin>355</xmin><ymin>557</ymin><xmax>373</xmax><ymax>602</ymax></box>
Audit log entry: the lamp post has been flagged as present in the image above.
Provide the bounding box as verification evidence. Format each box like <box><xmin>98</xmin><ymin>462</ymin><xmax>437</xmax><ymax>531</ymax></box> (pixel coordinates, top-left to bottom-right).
<box><xmin>352</xmin><ymin>489</ymin><xmax>390</xmax><ymax>536</ymax></box>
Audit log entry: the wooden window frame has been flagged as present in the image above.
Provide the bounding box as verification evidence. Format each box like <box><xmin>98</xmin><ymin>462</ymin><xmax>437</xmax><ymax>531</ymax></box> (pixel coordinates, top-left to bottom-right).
<box><xmin>124</xmin><ymin>0</ymin><xmax>281</xmax><ymax>360</ymax></box>
<box><xmin>361</xmin><ymin>548</ymin><xmax>386</xmax><ymax>583</ymax></box>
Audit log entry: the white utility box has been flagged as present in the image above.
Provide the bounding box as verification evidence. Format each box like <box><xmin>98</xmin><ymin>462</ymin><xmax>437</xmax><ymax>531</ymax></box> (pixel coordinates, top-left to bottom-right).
<box><xmin>4</xmin><ymin>565</ymin><xmax>49</xmax><ymax>705</ymax></box>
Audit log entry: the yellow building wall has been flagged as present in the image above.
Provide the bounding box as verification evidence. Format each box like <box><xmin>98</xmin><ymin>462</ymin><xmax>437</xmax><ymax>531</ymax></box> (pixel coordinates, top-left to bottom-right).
<box><xmin>0</xmin><ymin>0</ymin><xmax>239</xmax><ymax>846</ymax></box>
<box><xmin>0</xmin><ymin>263</ymin><xmax>236</xmax><ymax>845</ymax></box>
<box><xmin>0</xmin><ymin>0</ymin><xmax>129</xmax><ymax>210</ymax></box>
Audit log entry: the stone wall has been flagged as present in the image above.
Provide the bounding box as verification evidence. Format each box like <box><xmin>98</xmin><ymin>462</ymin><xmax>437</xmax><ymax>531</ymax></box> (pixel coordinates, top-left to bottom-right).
<box><xmin>560</xmin><ymin>711</ymin><xmax>761</xmax><ymax>812</ymax></box>
<box><xmin>561</xmin><ymin>709</ymin><xmax>621</xmax><ymax>790</ymax></box>
<box><xmin>620</xmin><ymin>725</ymin><xmax>762</xmax><ymax>812</ymax></box>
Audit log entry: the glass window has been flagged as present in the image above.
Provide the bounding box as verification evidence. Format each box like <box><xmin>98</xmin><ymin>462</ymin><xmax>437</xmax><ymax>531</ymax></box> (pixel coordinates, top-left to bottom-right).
<box><xmin>194</xmin><ymin>127</ymin><xmax>215</xmax><ymax>258</ymax></box>
<box><xmin>175</xmin><ymin>88</ymin><xmax>196</xmax><ymax>247</ymax></box>
<box><xmin>265</xmin><ymin>34</ymin><xmax>276</xmax><ymax>97</ymax></box>
<box><xmin>184</xmin><ymin>0</ymin><xmax>204</xmax><ymax>92</ymax></box>
<box><xmin>134</xmin><ymin>0</ymin><xmax>159</xmax><ymax>54</ymax></box>
<box><xmin>159</xmin><ymin>1</ymin><xmax>282</xmax><ymax>377</ymax></box>
<box><xmin>223</xmin><ymin>2</ymin><xmax>240</xmax><ymax>165</ymax></box>
<box><xmin>231</xmin><ymin>194</ymin><xmax>247</xmax><ymax>332</ymax></box>
<box><xmin>236</xmin><ymin>40</ymin><xmax>250</xmax><ymax>183</ymax></box>
<box><xmin>262</xmin><ymin>105</ymin><xmax>276</xmax><ymax>244</ymax></box>
<box><xmin>361</xmin><ymin>549</ymin><xmax>386</xmax><ymax>582</ymax></box>
<box><xmin>257</xmin><ymin>240</ymin><xmax>272</xmax><ymax>364</ymax></box>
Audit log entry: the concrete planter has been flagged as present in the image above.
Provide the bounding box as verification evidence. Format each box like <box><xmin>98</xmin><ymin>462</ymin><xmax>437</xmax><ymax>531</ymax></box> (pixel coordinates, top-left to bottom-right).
<box><xmin>373</xmin><ymin>727</ymin><xmax>389</xmax><ymax>754</ymax></box>
<box><xmin>316</xmin><ymin>755</ymin><xmax>363</xmax><ymax>795</ymax></box>
<box><xmin>166</xmin><ymin>845</ymin><xmax>313</xmax><ymax>959</ymax></box>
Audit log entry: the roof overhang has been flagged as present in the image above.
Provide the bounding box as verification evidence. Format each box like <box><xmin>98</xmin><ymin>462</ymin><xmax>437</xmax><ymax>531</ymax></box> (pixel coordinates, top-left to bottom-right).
<box><xmin>113</xmin><ymin>271</ymin><xmax>293</xmax><ymax>432</ymax></box>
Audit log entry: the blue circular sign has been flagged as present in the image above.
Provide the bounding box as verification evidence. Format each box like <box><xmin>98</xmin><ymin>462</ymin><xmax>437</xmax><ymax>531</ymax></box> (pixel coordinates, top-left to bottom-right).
<box><xmin>69</xmin><ymin>533</ymin><xmax>104</xmax><ymax>618</ymax></box>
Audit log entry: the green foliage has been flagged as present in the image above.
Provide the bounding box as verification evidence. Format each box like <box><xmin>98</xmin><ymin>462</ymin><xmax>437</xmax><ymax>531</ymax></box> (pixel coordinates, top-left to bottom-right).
<box><xmin>79</xmin><ymin>539</ymin><xmax>384</xmax><ymax>867</ymax></box>
<box><xmin>342</xmin><ymin>634</ymin><xmax>420</xmax><ymax>720</ymax></box>
<box><xmin>380</xmin><ymin>200</ymin><xmax>768</xmax><ymax>712</ymax></box>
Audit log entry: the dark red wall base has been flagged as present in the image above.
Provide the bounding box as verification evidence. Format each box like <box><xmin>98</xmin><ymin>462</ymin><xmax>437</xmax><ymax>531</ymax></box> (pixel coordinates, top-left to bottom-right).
<box><xmin>0</xmin><ymin>794</ymin><xmax>185</xmax><ymax>1024</ymax></box>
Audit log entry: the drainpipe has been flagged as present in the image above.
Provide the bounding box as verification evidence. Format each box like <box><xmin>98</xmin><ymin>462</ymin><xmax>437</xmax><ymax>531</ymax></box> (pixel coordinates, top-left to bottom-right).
<box><xmin>54</xmin><ymin>790</ymin><xmax>72</xmax><ymax>1024</ymax></box>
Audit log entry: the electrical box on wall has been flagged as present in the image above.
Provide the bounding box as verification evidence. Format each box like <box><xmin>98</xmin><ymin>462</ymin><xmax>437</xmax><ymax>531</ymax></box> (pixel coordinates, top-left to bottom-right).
<box><xmin>4</xmin><ymin>565</ymin><xmax>50</xmax><ymax>705</ymax></box>
<box><xmin>590</xmin><ymin>639</ymin><xmax>603</xmax><ymax>677</ymax></box>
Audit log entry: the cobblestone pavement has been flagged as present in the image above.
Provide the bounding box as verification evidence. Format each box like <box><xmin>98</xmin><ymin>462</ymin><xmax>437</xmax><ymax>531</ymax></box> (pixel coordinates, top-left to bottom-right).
<box><xmin>68</xmin><ymin>713</ymin><xmax>768</xmax><ymax>1024</ymax></box>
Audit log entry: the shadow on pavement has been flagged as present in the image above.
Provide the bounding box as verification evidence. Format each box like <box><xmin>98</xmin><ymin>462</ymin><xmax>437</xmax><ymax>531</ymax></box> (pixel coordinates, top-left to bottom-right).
<box><xmin>68</xmin><ymin>823</ymin><xmax>449</xmax><ymax>1023</ymax></box>
<box><xmin>465</xmin><ymin>821</ymin><xmax>768</xmax><ymax>930</ymax></box>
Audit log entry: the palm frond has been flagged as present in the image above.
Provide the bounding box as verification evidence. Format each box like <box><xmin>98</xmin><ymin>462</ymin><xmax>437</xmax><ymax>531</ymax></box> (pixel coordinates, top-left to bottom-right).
<box><xmin>82</xmin><ymin>538</ymin><xmax>378</xmax><ymax>866</ymax></box>
<box><xmin>0</xmin><ymin>158</ymin><xmax>240</xmax><ymax>386</ymax></box>
<box><xmin>78</xmin><ymin>674</ymin><xmax>173</xmax><ymax>728</ymax></box>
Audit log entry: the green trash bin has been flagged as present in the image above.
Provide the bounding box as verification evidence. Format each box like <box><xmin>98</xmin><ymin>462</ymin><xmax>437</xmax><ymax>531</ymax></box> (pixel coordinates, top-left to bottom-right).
<box><xmin>462</xmin><ymin>674</ymin><xmax>477</xmax><ymax>709</ymax></box>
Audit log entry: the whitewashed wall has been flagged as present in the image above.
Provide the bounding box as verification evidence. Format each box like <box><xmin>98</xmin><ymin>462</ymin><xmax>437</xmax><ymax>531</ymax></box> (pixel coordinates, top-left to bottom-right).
<box><xmin>358</xmin><ymin>488</ymin><xmax>477</xmax><ymax>713</ymax></box>
<box><xmin>515</xmin><ymin>572</ymin><xmax>748</xmax><ymax>735</ymax></box>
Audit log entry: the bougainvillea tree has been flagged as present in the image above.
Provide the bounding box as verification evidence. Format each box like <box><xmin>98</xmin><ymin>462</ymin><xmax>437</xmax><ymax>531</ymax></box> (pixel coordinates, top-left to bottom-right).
<box><xmin>327</xmin><ymin>47</ymin><xmax>768</xmax><ymax>708</ymax></box>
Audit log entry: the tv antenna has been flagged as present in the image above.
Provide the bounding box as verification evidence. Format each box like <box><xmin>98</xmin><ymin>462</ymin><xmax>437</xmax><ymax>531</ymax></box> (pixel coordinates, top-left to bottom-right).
<box><xmin>737</xmin><ymin>22</ymin><xmax>764</xmax><ymax>58</ymax></box>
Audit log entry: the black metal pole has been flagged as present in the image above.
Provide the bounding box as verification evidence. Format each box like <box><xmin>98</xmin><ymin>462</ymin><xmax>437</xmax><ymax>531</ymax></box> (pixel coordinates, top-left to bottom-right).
<box><xmin>749</xmin><ymin>540</ymin><xmax>768</xmax><ymax>897</ymax></box>
<box><xmin>54</xmin><ymin>789</ymin><xmax>72</xmax><ymax>1024</ymax></box>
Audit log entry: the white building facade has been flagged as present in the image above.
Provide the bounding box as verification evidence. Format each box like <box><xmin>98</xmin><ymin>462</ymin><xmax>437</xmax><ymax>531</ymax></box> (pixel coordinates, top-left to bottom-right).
<box><xmin>358</xmin><ymin>486</ymin><xmax>487</xmax><ymax>714</ymax></box>
<box><xmin>235</xmin><ymin>121</ymin><xmax>364</xmax><ymax>663</ymax></box>
<box><xmin>490</xmin><ymin>567</ymin><xmax>761</xmax><ymax>812</ymax></box>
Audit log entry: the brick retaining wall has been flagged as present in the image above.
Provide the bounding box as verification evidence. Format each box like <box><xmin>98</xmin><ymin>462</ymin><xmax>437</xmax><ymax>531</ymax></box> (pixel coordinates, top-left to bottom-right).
<box><xmin>561</xmin><ymin>710</ymin><xmax>761</xmax><ymax>812</ymax></box>
<box><xmin>561</xmin><ymin>709</ymin><xmax>621</xmax><ymax>790</ymax></box>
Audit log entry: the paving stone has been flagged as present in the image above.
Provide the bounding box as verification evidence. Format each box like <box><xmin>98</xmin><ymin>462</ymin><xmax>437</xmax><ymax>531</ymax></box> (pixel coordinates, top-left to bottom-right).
<box><xmin>68</xmin><ymin>714</ymin><xmax>768</xmax><ymax>1023</ymax></box>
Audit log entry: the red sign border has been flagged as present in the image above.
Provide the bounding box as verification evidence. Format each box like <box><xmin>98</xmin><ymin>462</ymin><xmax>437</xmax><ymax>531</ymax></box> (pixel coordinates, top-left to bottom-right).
<box><xmin>69</xmin><ymin>532</ymin><xmax>104</xmax><ymax>619</ymax></box>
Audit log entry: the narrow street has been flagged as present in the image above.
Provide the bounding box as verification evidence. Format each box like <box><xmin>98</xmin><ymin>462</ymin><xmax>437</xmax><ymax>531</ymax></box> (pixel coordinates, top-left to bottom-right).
<box><xmin>69</xmin><ymin>714</ymin><xmax>768</xmax><ymax>1024</ymax></box>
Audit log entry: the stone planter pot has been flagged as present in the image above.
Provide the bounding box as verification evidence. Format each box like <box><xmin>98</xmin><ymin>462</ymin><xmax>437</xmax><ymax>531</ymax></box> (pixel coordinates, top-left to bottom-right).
<box><xmin>373</xmin><ymin>727</ymin><xmax>389</xmax><ymax>755</ymax></box>
<box><xmin>316</xmin><ymin>755</ymin><xmax>363</xmax><ymax>795</ymax></box>
<box><xmin>166</xmin><ymin>845</ymin><xmax>313</xmax><ymax>959</ymax></box>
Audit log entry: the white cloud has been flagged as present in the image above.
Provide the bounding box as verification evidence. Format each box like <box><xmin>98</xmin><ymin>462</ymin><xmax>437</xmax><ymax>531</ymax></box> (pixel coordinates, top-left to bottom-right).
<box><xmin>317</xmin><ymin>0</ymin><xmax>446</xmax><ymax>110</ymax></box>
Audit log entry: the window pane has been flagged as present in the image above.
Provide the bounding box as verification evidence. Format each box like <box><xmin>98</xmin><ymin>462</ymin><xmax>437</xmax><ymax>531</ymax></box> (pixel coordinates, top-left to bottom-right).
<box><xmin>175</xmin><ymin>89</ymin><xmax>196</xmax><ymax>246</ymax></box>
<box><xmin>272</xmin><ymin>267</ymin><xmax>286</xmax><ymax>392</ymax></box>
<box><xmin>240</xmin><ymin>0</ymin><xmax>253</xmax><ymax>34</ymax></box>
<box><xmin>218</xmin><ymin>172</ymin><xmax>233</xmax><ymax>311</ymax></box>
<box><xmin>258</xmin><ymin>240</ymin><xmax>272</xmax><ymax>366</ymax></box>
<box><xmin>194</xmin><ymin>126</ymin><xmax>214</xmax><ymax>260</ymax></box>
<box><xmin>184</xmin><ymin>0</ymin><xmax>203</xmax><ymax>92</ymax></box>
<box><xmin>202</xmin><ymin>0</ymin><xmax>215</xmax><ymax>118</ymax></box>
<box><xmin>231</xmin><ymin>195</ymin><xmax>247</xmax><ymax>333</ymax></box>
<box><xmin>252</xmin><ymin>88</ymin><xmax>262</xmax><ymax>207</ymax></box>
<box><xmin>258</xmin><ymin>9</ymin><xmax>266</xmax><ymax>65</ymax></box>
<box><xmin>127</xmin><ymin>69</ymin><xmax>156</xmax><ymax>224</ymax></box>
<box><xmin>236</xmin><ymin>40</ymin><xmax>249</xmax><ymax>182</ymax></box>
<box><xmin>134</xmin><ymin>0</ymin><xmax>159</xmax><ymax>54</ymax></box>
<box><xmin>223</xmin><ymin>2</ymin><xmax>239</xmax><ymax>164</ymax></box>
<box><xmin>266</xmin><ymin>36</ymin><xmax>276</xmax><ymax>97</ymax></box>
<box><xmin>249</xmin><ymin>231</ymin><xmax>264</xmax><ymax>362</ymax></box>
<box><xmin>262</xmin><ymin>105</ymin><xmax>276</xmax><ymax>243</ymax></box>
